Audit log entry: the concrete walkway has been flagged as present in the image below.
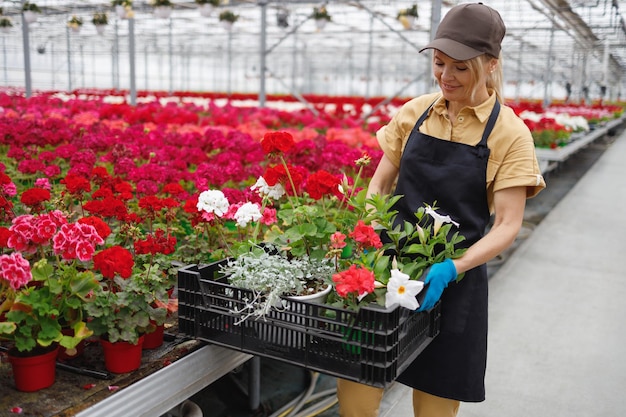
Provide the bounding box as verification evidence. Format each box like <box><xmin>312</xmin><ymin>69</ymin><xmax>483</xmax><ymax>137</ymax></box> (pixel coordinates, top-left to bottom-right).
<box><xmin>381</xmin><ymin>127</ymin><xmax>626</xmax><ymax>417</ymax></box>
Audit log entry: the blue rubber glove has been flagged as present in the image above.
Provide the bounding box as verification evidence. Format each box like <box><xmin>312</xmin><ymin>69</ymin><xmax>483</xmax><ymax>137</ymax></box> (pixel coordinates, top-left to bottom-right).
<box><xmin>416</xmin><ymin>259</ymin><xmax>457</xmax><ymax>312</ymax></box>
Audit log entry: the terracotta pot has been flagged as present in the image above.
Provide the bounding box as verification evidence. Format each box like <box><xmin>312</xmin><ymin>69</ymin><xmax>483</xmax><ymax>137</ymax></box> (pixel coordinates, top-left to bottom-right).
<box><xmin>100</xmin><ymin>335</ymin><xmax>144</xmax><ymax>374</ymax></box>
<box><xmin>8</xmin><ymin>345</ymin><xmax>59</xmax><ymax>392</ymax></box>
<box><xmin>142</xmin><ymin>322</ymin><xmax>165</xmax><ymax>349</ymax></box>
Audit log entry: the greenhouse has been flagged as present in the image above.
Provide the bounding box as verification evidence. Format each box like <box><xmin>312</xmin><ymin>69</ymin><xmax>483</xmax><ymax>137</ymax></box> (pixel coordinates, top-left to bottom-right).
<box><xmin>0</xmin><ymin>0</ymin><xmax>625</xmax><ymax>101</ymax></box>
<box><xmin>0</xmin><ymin>1</ymin><xmax>625</xmax><ymax>417</ymax></box>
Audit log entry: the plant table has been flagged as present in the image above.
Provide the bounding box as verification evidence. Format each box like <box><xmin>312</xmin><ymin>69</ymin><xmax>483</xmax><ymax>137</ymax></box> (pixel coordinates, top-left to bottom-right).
<box><xmin>0</xmin><ymin>316</ymin><xmax>254</xmax><ymax>416</ymax></box>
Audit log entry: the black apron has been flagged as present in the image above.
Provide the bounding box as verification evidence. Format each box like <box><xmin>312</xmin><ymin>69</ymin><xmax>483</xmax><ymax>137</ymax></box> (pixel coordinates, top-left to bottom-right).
<box><xmin>394</xmin><ymin>99</ymin><xmax>500</xmax><ymax>402</ymax></box>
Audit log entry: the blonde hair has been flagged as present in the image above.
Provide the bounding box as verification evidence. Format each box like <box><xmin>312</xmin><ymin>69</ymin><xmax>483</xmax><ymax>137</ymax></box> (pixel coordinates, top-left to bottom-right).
<box><xmin>464</xmin><ymin>53</ymin><xmax>504</xmax><ymax>103</ymax></box>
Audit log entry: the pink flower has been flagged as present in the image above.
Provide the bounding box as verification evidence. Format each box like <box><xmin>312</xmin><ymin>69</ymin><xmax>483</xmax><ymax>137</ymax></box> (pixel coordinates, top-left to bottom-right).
<box><xmin>52</xmin><ymin>223</ymin><xmax>104</xmax><ymax>261</ymax></box>
<box><xmin>0</xmin><ymin>252</ymin><xmax>32</xmax><ymax>290</ymax></box>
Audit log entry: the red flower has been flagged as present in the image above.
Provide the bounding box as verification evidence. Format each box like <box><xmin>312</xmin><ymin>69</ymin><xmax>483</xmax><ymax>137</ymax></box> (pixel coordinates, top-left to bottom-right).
<box><xmin>260</xmin><ymin>131</ymin><xmax>295</xmax><ymax>155</ymax></box>
<box><xmin>60</xmin><ymin>173</ymin><xmax>92</xmax><ymax>198</ymax></box>
<box><xmin>305</xmin><ymin>170</ymin><xmax>342</xmax><ymax>200</ymax></box>
<box><xmin>349</xmin><ymin>220</ymin><xmax>382</xmax><ymax>250</ymax></box>
<box><xmin>78</xmin><ymin>216</ymin><xmax>112</xmax><ymax>240</ymax></box>
<box><xmin>20</xmin><ymin>188</ymin><xmax>51</xmax><ymax>210</ymax></box>
<box><xmin>134</xmin><ymin>229</ymin><xmax>177</xmax><ymax>255</ymax></box>
<box><xmin>52</xmin><ymin>223</ymin><xmax>104</xmax><ymax>261</ymax></box>
<box><xmin>0</xmin><ymin>226</ymin><xmax>11</xmax><ymax>248</ymax></box>
<box><xmin>83</xmin><ymin>197</ymin><xmax>129</xmax><ymax>220</ymax></box>
<box><xmin>332</xmin><ymin>265</ymin><xmax>375</xmax><ymax>298</ymax></box>
<box><xmin>263</xmin><ymin>164</ymin><xmax>305</xmax><ymax>195</ymax></box>
<box><xmin>93</xmin><ymin>245</ymin><xmax>134</xmax><ymax>279</ymax></box>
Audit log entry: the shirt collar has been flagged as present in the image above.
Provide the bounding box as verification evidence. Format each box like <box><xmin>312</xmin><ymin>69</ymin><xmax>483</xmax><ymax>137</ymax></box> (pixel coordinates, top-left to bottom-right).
<box><xmin>430</xmin><ymin>90</ymin><xmax>497</xmax><ymax>123</ymax></box>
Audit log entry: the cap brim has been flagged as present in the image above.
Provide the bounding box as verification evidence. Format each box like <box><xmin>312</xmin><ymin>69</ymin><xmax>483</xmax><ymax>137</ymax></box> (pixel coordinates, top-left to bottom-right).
<box><xmin>419</xmin><ymin>38</ymin><xmax>483</xmax><ymax>61</ymax></box>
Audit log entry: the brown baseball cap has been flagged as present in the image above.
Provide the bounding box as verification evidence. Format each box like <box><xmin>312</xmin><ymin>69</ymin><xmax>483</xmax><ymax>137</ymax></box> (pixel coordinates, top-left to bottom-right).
<box><xmin>420</xmin><ymin>2</ymin><xmax>506</xmax><ymax>60</ymax></box>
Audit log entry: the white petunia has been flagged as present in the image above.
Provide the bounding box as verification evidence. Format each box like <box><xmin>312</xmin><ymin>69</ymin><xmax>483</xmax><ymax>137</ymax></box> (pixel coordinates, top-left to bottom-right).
<box><xmin>233</xmin><ymin>202</ymin><xmax>262</xmax><ymax>227</ymax></box>
<box><xmin>385</xmin><ymin>269</ymin><xmax>424</xmax><ymax>310</ymax></box>
<box><xmin>250</xmin><ymin>176</ymin><xmax>285</xmax><ymax>200</ymax></box>
<box><xmin>196</xmin><ymin>189</ymin><xmax>230</xmax><ymax>217</ymax></box>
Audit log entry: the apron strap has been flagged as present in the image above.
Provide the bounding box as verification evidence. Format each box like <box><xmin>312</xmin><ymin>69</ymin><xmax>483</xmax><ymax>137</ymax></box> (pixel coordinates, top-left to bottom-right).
<box><xmin>476</xmin><ymin>99</ymin><xmax>500</xmax><ymax>158</ymax></box>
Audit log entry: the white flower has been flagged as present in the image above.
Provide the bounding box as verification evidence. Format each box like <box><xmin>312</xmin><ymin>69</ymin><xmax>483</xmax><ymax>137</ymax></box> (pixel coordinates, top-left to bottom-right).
<box><xmin>385</xmin><ymin>269</ymin><xmax>424</xmax><ymax>310</ymax></box>
<box><xmin>251</xmin><ymin>176</ymin><xmax>285</xmax><ymax>200</ymax></box>
<box><xmin>424</xmin><ymin>205</ymin><xmax>460</xmax><ymax>235</ymax></box>
<box><xmin>234</xmin><ymin>202</ymin><xmax>262</xmax><ymax>227</ymax></box>
<box><xmin>196</xmin><ymin>189</ymin><xmax>230</xmax><ymax>217</ymax></box>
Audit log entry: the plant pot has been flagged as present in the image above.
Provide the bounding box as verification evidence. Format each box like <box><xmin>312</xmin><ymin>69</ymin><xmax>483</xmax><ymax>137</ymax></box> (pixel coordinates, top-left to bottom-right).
<box><xmin>70</xmin><ymin>26</ymin><xmax>81</xmax><ymax>34</ymax></box>
<box><xmin>8</xmin><ymin>345</ymin><xmax>59</xmax><ymax>392</ymax></box>
<box><xmin>314</xmin><ymin>19</ymin><xmax>327</xmax><ymax>30</ymax></box>
<box><xmin>154</xmin><ymin>6</ymin><xmax>172</xmax><ymax>19</ymax></box>
<box><xmin>57</xmin><ymin>328</ymin><xmax>86</xmax><ymax>361</ymax></box>
<box><xmin>142</xmin><ymin>322</ymin><xmax>165</xmax><ymax>349</ymax></box>
<box><xmin>95</xmin><ymin>24</ymin><xmax>106</xmax><ymax>35</ymax></box>
<box><xmin>1</xmin><ymin>27</ymin><xmax>11</xmax><ymax>34</ymax></box>
<box><xmin>286</xmin><ymin>283</ymin><xmax>332</xmax><ymax>304</ymax></box>
<box><xmin>115</xmin><ymin>5</ymin><xmax>126</xmax><ymax>19</ymax></box>
<box><xmin>220</xmin><ymin>20</ymin><xmax>233</xmax><ymax>31</ymax></box>
<box><xmin>199</xmin><ymin>4</ymin><xmax>214</xmax><ymax>17</ymax></box>
<box><xmin>398</xmin><ymin>15</ymin><xmax>415</xmax><ymax>30</ymax></box>
<box><xmin>100</xmin><ymin>336</ymin><xmax>144</xmax><ymax>374</ymax></box>
<box><xmin>23</xmin><ymin>11</ymin><xmax>39</xmax><ymax>24</ymax></box>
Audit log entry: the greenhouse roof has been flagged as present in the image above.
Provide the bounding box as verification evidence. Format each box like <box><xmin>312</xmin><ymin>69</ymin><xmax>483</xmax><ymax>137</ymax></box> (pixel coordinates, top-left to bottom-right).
<box><xmin>1</xmin><ymin>1</ymin><xmax>625</xmax><ymax>101</ymax></box>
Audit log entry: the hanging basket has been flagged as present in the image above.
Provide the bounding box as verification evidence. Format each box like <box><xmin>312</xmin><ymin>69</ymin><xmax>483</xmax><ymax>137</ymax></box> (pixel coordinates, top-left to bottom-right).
<box><xmin>115</xmin><ymin>5</ymin><xmax>127</xmax><ymax>19</ymax></box>
<box><xmin>314</xmin><ymin>19</ymin><xmax>327</xmax><ymax>30</ymax></box>
<box><xmin>23</xmin><ymin>11</ymin><xmax>39</xmax><ymax>24</ymax></box>
<box><xmin>199</xmin><ymin>4</ymin><xmax>214</xmax><ymax>17</ymax></box>
<box><xmin>154</xmin><ymin>6</ymin><xmax>172</xmax><ymax>19</ymax></box>
<box><xmin>220</xmin><ymin>20</ymin><xmax>233</xmax><ymax>31</ymax></box>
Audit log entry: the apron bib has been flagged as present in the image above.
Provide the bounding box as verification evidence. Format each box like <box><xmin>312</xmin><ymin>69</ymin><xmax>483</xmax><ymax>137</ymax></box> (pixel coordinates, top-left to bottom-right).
<box><xmin>394</xmin><ymin>99</ymin><xmax>500</xmax><ymax>402</ymax></box>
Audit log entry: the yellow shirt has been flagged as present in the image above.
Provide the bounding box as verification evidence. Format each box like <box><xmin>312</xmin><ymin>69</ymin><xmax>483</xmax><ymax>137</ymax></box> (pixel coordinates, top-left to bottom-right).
<box><xmin>376</xmin><ymin>92</ymin><xmax>546</xmax><ymax>212</ymax></box>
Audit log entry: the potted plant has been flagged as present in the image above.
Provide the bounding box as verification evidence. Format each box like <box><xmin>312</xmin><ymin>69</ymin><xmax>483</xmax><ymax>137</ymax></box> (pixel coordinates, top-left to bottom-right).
<box><xmin>111</xmin><ymin>0</ymin><xmax>132</xmax><ymax>19</ymax></box>
<box><xmin>0</xmin><ymin>212</ymin><xmax>104</xmax><ymax>391</ymax></box>
<box><xmin>22</xmin><ymin>2</ymin><xmax>41</xmax><ymax>24</ymax></box>
<box><xmin>218</xmin><ymin>10</ymin><xmax>238</xmax><ymax>30</ymax></box>
<box><xmin>85</xmin><ymin>244</ymin><xmax>172</xmax><ymax>372</ymax></box>
<box><xmin>220</xmin><ymin>246</ymin><xmax>335</xmax><ymax>323</ymax></box>
<box><xmin>0</xmin><ymin>17</ymin><xmax>12</xmax><ymax>34</ymax></box>
<box><xmin>67</xmin><ymin>15</ymin><xmax>83</xmax><ymax>33</ymax></box>
<box><xmin>397</xmin><ymin>4</ymin><xmax>418</xmax><ymax>29</ymax></box>
<box><xmin>195</xmin><ymin>0</ymin><xmax>219</xmax><ymax>17</ymax></box>
<box><xmin>92</xmin><ymin>12</ymin><xmax>108</xmax><ymax>34</ymax></box>
<box><xmin>151</xmin><ymin>0</ymin><xmax>173</xmax><ymax>19</ymax></box>
<box><xmin>312</xmin><ymin>6</ymin><xmax>330</xmax><ymax>29</ymax></box>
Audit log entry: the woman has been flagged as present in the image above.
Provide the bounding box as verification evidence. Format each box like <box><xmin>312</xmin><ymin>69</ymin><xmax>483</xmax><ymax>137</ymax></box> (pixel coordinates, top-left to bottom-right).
<box><xmin>336</xmin><ymin>3</ymin><xmax>545</xmax><ymax>417</ymax></box>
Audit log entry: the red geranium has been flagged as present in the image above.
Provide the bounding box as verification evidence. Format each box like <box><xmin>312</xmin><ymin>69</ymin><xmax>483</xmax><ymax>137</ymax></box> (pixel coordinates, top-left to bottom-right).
<box><xmin>263</xmin><ymin>164</ymin><xmax>305</xmax><ymax>195</ymax></box>
<box><xmin>20</xmin><ymin>188</ymin><xmax>51</xmax><ymax>211</ymax></box>
<box><xmin>260</xmin><ymin>131</ymin><xmax>295</xmax><ymax>155</ymax></box>
<box><xmin>332</xmin><ymin>264</ymin><xmax>375</xmax><ymax>298</ymax></box>
<box><xmin>305</xmin><ymin>170</ymin><xmax>342</xmax><ymax>200</ymax></box>
<box><xmin>78</xmin><ymin>216</ymin><xmax>112</xmax><ymax>240</ymax></box>
<box><xmin>93</xmin><ymin>245</ymin><xmax>134</xmax><ymax>279</ymax></box>
<box><xmin>349</xmin><ymin>220</ymin><xmax>382</xmax><ymax>250</ymax></box>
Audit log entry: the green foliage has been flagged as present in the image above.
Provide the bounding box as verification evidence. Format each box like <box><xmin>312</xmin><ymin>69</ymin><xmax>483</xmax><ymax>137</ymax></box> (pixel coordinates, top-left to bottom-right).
<box><xmin>92</xmin><ymin>12</ymin><xmax>108</xmax><ymax>26</ymax></box>
<box><xmin>313</xmin><ymin>6</ymin><xmax>331</xmax><ymax>21</ymax></box>
<box><xmin>0</xmin><ymin>259</ymin><xmax>100</xmax><ymax>353</ymax></box>
<box><xmin>22</xmin><ymin>2</ymin><xmax>41</xmax><ymax>13</ymax></box>
<box><xmin>397</xmin><ymin>4</ymin><xmax>418</xmax><ymax>19</ymax></box>
<box><xmin>219</xmin><ymin>10</ymin><xmax>238</xmax><ymax>23</ymax></box>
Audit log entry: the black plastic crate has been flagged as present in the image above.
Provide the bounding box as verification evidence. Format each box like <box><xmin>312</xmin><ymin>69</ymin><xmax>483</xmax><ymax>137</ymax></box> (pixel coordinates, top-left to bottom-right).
<box><xmin>178</xmin><ymin>261</ymin><xmax>441</xmax><ymax>388</ymax></box>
